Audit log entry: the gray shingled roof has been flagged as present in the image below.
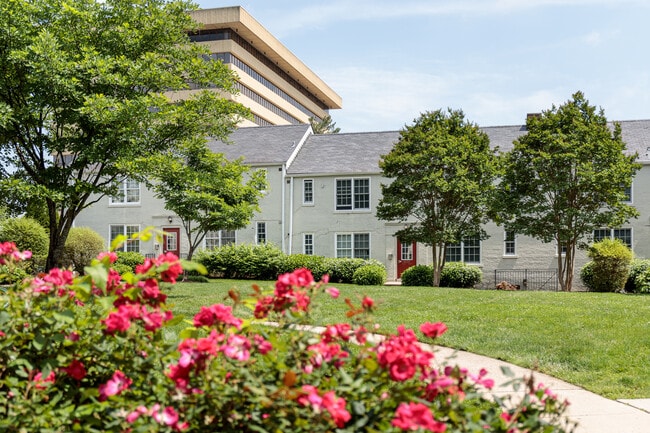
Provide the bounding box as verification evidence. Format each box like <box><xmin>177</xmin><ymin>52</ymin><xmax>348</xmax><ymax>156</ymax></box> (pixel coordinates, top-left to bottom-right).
<box><xmin>206</xmin><ymin>119</ymin><xmax>650</xmax><ymax>171</ymax></box>
<box><xmin>206</xmin><ymin>124</ymin><xmax>310</xmax><ymax>165</ymax></box>
<box><xmin>286</xmin><ymin>131</ymin><xmax>401</xmax><ymax>175</ymax></box>
<box><xmin>479</xmin><ymin>120</ymin><xmax>650</xmax><ymax>160</ymax></box>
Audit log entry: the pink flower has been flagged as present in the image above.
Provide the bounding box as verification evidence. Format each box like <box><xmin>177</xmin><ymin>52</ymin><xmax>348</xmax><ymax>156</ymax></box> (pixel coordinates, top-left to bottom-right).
<box><xmin>33</xmin><ymin>370</ymin><xmax>56</xmax><ymax>390</ymax></box>
<box><xmin>470</xmin><ymin>368</ymin><xmax>494</xmax><ymax>390</ymax></box>
<box><xmin>392</xmin><ymin>402</ymin><xmax>446</xmax><ymax>432</ymax></box>
<box><xmin>103</xmin><ymin>306</ymin><xmax>134</xmax><ymax>334</ymax></box>
<box><xmin>276</xmin><ymin>268</ymin><xmax>314</xmax><ymax>294</ymax></box>
<box><xmin>325</xmin><ymin>286</ymin><xmax>340</xmax><ymax>298</ymax></box>
<box><xmin>135</xmin><ymin>252</ymin><xmax>183</xmax><ymax>283</ymax></box>
<box><xmin>98</xmin><ymin>370</ymin><xmax>132</xmax><ymax>401</ymax></box>
<box><xmin>322</xmin><ymin>391</ymin><xmax>351</xmax><ymax>428</ymax></box>
<box><xmin>126</xmin><ymin>405</ymin><xmax>149</xmax><ymax>423</ymax></box>
<box><xmin>152</xmin><ymin>405</ymin><xmax>180</xmax><ymax>426</ymax></box>
<box><xmin>322</xmin><ymin>323</ymin><xmax>351</xmax><ymax>342</ymax></box>
<box><xmin>98</xmin><ymin>251</ymin><xmax>118</xmax><ymax>263</ymax></box>
<box><xmin>375</xmin><ymin>325</ymin><xmax>433</xmax><ymax>381</ymax></box>
<box><xmin>420</xmin><ymin>322</ymin><xmax>448</xmax><ymax>339</ymax></box>
<box><xmin>193</xmin><ymin>304</ymin><xmax>242</xmax><ymax>329</ymax></box>
<box><xmin>0</xmin><ymin>330</ymin><xmax>5</xmax><ymax>338</ymax></box>
<box><xmin>62</xmin><ymin>360</ymin><xmax>87</xmax><ymax>381</ymax></box>
<box><xmin>221</xmin><ymin>334</ymin><xmax>251</xmax><ymax>361</ymax></box>
<box><xmin>361</xmin><ymin>296</ymin><xmax>375</xmax><ymax>310</ymax></box>
<box><xmin>298</xmin><ymin>386</ymin><xmax>350</xmax><ymax>428</ymax></box>
<box><xmin>44</xmin><ymin>268</ymin><xmax>74</xmax><ymax>287</ymax></box>
<box><xmin>253</xmin><ymin>334</ymin><xmax>273</xmax><ymax>355</ymax></box>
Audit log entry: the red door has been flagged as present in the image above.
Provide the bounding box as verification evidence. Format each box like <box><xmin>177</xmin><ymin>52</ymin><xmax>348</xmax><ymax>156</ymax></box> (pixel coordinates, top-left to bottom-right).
<box><xmin>163</xmin><ymin>227</ymin><xmax>181</xmax><ymax>257</ymax></box>
<box><xmin>397</xmin><ymin>240</ymin><xmax>417</xmax><ymax>278</ymax></box>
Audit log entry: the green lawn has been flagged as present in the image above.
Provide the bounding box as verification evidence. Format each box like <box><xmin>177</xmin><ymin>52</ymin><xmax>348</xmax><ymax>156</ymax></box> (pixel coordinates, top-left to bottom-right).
<box><xmin>166</xmin><ymin>279</ymin><xmax>650</xmax><ymax>400</ymax></box>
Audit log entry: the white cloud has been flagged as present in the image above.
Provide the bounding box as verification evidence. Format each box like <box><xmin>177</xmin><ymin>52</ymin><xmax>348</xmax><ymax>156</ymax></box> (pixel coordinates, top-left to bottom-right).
<box><xmin>248</xmin><ymin>0</ymin><xmax>645</xmax><ymax>37</ymax></box>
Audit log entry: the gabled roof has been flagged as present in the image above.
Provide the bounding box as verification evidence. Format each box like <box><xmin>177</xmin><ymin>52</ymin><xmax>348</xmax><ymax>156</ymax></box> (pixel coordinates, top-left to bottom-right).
<box><xmin>207</xmin><ymin>124</ymin><xmax>311</xmax><ymax>165</ymax></box>
<box><xmin>287</xmin><ymin>131</ymin><xmax>400</xmax><ymax>176</ymax></box>
<box><xmin>480</xmin><ymin>120</ymin><xmax>650</xmax><ymax>160</ymax></box>
<box><xmin>618</xmin><ymin>119</ymin><xmax>650</xmax><ymax>161</ymax></box>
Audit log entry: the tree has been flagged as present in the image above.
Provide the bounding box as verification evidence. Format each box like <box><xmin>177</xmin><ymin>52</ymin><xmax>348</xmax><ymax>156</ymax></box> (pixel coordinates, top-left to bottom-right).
<box><xmin>309</xmin><ymin>115</ymin><xmax>341</xmax><ymax>134</ymax></box>
<box><xmin>494</xmin><ymin>92</ymin><xmax>640</xmax><ymax>291</ymax></box>
<box><xmin>0</xmin><ymin>0</ymin><xmax>249</xmax><ymax>270</ymax></box>
<box><xmin>376</xmin><ymin>109</ymin><xmax>500</xmax><ymax>286</ymax></box>
<box><xmin>136</xmin><ymin>140</ymin><xmax>267</xmax><ymax>261</ymax></box>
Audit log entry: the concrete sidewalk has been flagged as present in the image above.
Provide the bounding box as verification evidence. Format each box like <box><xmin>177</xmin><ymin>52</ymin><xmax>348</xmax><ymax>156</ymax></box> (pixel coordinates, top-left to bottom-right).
<box><xmin>432</xmin><ymin>346</ymin><xmax>650</xmax><ymax>433</ymax></box>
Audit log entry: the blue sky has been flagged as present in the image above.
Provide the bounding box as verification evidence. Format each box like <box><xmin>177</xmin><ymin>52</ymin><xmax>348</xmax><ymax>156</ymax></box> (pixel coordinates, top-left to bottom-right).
<box><xmin>196</xmin><ymin>0</ymin><xmax>650</xmax><ymax>133</ymax></box>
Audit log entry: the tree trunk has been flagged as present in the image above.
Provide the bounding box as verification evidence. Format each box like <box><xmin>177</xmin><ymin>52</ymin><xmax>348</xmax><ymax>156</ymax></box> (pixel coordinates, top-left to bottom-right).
<box><xmin>45</xmin><ymin>201</ymin><xmax>73</xmax><ymax>271</ymax></box>
<box><xmin>432</xmin><ymin>242</ymin><xmax>445</xmax><ymax>287</ymax></box>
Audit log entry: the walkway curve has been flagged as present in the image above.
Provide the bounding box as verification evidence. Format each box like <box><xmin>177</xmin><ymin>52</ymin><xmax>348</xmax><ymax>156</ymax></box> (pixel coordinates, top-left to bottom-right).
<box><xmin>430</xmin><ymin>345</ymin><xmax>650</xmax><ymax>433</ymax></box>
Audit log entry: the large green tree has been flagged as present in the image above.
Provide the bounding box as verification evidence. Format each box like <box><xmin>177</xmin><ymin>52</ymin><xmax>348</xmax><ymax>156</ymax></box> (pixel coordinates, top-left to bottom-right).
<box><xmin>377</xmin><ymin>109</ymin><xmax>500</xmax><ymax>286</ymax></box>
<box><xmin>135</xmin><ymin>140</ymin><xmax>267</xmax><ymax>261</ymax></box>
<box><xmin>494</xmin><ymin>92</ymin><xmax>639</xmax><ymax>291</ymax></box>
<box><xmin>0</xmin><ymin>0</ymin><xmax>249</xmax><ymax>269</ymax></box>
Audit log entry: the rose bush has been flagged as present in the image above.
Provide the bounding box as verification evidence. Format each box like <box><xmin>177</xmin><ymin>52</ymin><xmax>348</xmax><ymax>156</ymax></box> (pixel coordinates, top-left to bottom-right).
<box><xmin>0</xmin><ymin>239</ymin><xmax>575</xmax><ymax>432</ymax></box>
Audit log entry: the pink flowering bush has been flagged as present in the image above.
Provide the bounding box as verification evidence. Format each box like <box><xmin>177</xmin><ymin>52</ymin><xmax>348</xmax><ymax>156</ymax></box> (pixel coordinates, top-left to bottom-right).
<box><xmin>0</xmin><ymin>240</ymin><xmax>575</xmax><ymax>432</ymax></box>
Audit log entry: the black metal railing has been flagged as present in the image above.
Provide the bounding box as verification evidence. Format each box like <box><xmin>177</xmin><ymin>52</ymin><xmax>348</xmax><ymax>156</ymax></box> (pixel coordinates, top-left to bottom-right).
<box><xmin>494</xmin><ymin>269</ymin><xmax>558</xmax><ymax>291</ymax></box>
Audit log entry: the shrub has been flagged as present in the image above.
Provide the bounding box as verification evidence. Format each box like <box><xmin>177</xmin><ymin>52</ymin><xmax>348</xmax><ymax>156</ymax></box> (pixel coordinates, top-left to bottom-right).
<box><xmin>634</xmin><ymin>268</ymin><xmax>650</xmax><ymax>294</ymax></box>
<box><xmin>587</xmin><ymin>238</ymin><xmax>633</xmax><ymax>292</ymax></box>
<box><xmin>283</xmin><ymin>254</ymin><xmax>329</xmax><ymax>280</ymax></box>
<box><xmin>579</xmin><ymin>261</ymin><xmax>596</xmax><ymax>291</ymax></box>
<box><xmin>115</xmin><ymin>251</ymin><xmax>145</xmax><ymax>272</ymax></box>
<box><xmin>0</xmin><ymin>244</ymin><xmax>573</xmax><ymax>432</ymax></box>
<box><xmin>625</xmin><ymin>259</ymin><xmax>650</xmax><ymax>293</ymax></box>
<box><xmin>61</xmin><ymin>227</ymin><xmax>105</xmax><ymax>273</ymax></box>
<box><xmin>440</xmin><ymin>262</ymin><xmax>482</xmax><ymax>288</ymax></box>
<box><xmin>352</xmin><ymin>264</ymin><xmax>387</xmax><ymax>285</ymax></box>
<box><xmin>0</xmin><ymin>264</ymin><xmax>28</xmax><ymax>285</ymax></box>
<box><xmin>327</xmin><ymin>258</ymin><xmax>369</xmax><ymax>283</ymax></box>
<box><xmin>401</xmin><ymin>265</ymin><xmax>433</xmax><ymax>286</ymax></box>
<box><xmin>0</xmin><ymin>217</ymin><xmax>48</xmax><ymax>274</ymax></box>
<box><xmin>197</xmin><ymin>243</ymin><xmax>286</xmax><ymax>280</ymax></box>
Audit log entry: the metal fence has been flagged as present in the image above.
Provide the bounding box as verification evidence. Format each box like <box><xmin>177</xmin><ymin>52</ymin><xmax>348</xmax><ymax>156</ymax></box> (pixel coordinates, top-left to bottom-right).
<box><xmin>493</xmin><ymin>269</ymin><xmax>559</xmax><ymax>291</ymax></box>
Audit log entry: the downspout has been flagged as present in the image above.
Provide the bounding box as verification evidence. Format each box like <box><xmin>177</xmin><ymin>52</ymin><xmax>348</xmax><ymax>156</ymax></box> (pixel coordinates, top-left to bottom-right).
<box><xmin>281</xmin><ymin>163</ymin><xmax>286</xmax><ymax>253</ymax></box>
<box><xmin>288</xmin><ymin>176</ymin><xmax>294</xmax><ymax>254</ymax></box>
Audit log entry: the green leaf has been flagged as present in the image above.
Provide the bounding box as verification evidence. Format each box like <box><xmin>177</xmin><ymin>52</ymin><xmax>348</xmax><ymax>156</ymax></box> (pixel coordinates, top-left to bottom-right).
<box><xmin>53</xmin><ymin>310</ymin><xmax>75</xmax><ymax>324</ymax></box>
<box><xmin>83</xmin><ymin>265</ymin><xmax>108</xmax><ymax>292</ymax></box>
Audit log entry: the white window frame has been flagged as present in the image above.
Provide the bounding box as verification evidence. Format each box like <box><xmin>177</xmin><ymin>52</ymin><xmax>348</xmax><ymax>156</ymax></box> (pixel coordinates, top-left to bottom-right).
<box><xmin>204</xmin><ymin>230</ymin><xmax>236</xmax><ymax>249</ymax></box>
<box><xmin>256</xmin><ymin>222</ymin><xmax>267</xmax><ymax>245</ymax></box>
<box><xmin>109</xmin><ymin>178</ymin><xmax>140</xmax><ymax>206</ymax></box>
<box><xmin>504</xmin><ymin>231</ymin><xmax>517</xmax><ymax>257</ymax></box>
<box><xmin>303</xmin><ymin>179</ymin><xmax>314</xmax><ymax>205</ymax></box>
<box><xmin>335</xmin><ymin>233</ymin><xmax>370</xmax><ymax>259</ymax></box>
<box><xmin>109</xmin><ymin>224</ymin><xmax>141</xmax><ymax>252</ymax></box>
<box><xmin>335</xmin><ymin>177</ymin><xmax>370</xmax><ymax>211</ymax></box>
<box><xmin>303</xmin><ymin>233</ymin><xmax>314</xmax><ymax>255</ymax></box>
<box><xmin>445</xmin><ymin>236</ymin><xmax>481</xmax><ymax>264</ymax></box>
<box><xmin>593</xmin><ymin>227</ymin><xmax>632</xmax><ymax>249</ymax></box>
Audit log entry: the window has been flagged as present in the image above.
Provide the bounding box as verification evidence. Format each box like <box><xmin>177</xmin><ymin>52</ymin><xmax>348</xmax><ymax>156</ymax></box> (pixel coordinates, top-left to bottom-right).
<box><xmin>110</xmin><ymin>224</ymin><xmax>140</xmax><ymax>252</ymax></box>
<box><xmin>110</xmin><ymin>178</ymin><xmax>140</xmax><ymax>205</ymax></box>
<box><xmin>205</xmin><ymin>230</ymin><xmax>236</xmax><ymax>249</ymax></box>
<box><xmin>400</xmin><ymin>241</ymin><xmax>413</xmax><ymax>261</ymax></box>
<box><xmin>622</xmin><ymin>184</ymin><xmax>632</xmax><ymax>202</ymax></box>
<box><xmin>303</xmin><ymin>233</ymin><xmax>314</xmax><ymax>255</ymax></box>
<box><xmin>336</xmin><ymin>178</ymin><xmax>370</xmax><ymax>211</ymax></box>
<box><xmin>504</xmin><ymin>231</ymin><xmax>516</xmax><ymax>256</ymax></box>
<box><xmin>303</xmin><ymin>179</ymin><xmax>314</xmax><ymax>205</ymax></box>
<box><xmin>594</xmin><ymin>228</ymin><xmax>632</xmax><ymax>248</ymax></box>
<box><xmin>256</xmin><ymin>222</ymin><xmax>267</xmax><ymax>244</ymax></box>
<box><xmin>445</xmin><ymin>236</ymin><xmax>480</xmax><ymax>264</ymax></box>
<box><xmin>336</xmin><ymin>233</ymin><xmax>370</xmax><ymax>259</ymax></box>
